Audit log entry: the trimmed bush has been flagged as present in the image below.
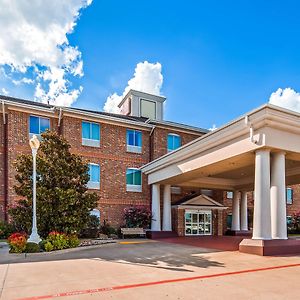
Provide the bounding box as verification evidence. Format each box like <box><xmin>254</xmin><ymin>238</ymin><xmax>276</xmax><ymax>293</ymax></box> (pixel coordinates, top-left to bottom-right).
<box><xmin>8</xmin><ymin>232</ymin><xmax>27</xmax><ymax>253</ymax></box>
<box><xmin>44</xmin><ymin>241</ymin><xmax>54</xmax><ymax>252</ymax></box>
<box><xmin>42</xmin><ymin>231</ymin><xmax>80</xmax><ymax>251</ymax></box>
<box><xmin>46</xmin><ymin>231</ymin><xmax>68</xmax><ymax>250</ymax></box>
<box><xmin>68</xmin><ymin>234</ymin><xmax>80</xmax><ymax>248</ymax></box>
<box><xmin>25</xmin><ymin>242</ymin><xmax>40</xmax><ymax>253</ymax></box>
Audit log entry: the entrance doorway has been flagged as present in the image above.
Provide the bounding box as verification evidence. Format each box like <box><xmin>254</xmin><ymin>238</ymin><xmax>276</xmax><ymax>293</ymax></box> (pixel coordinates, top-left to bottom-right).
<box><xmin>185</xmin><ymin>210</ymin><xmax>212</xmax><ymax>236</ymax></box>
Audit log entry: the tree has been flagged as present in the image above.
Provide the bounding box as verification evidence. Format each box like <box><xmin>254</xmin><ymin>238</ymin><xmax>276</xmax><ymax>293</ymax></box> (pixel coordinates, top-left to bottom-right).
<box><xmin>9</xmin><ymin>130</ymin><xmax>98</xmax><ymax>237</ymax></box>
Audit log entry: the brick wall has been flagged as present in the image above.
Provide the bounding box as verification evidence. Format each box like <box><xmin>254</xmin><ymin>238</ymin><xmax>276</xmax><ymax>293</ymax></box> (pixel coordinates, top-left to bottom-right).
<box><xmin>6</xmin><ymin>111</ymin><xmax>58</xmax><ymax>210</ymax></box>
<box><xmin>0</xmin><ymin>119</ymin><xmax>4</xmax><ymax>219</ymax></box>
<box><xmin>151</xmin><ymin>127</ymin><xmax>202</xmax><ymax>160</ymax></box>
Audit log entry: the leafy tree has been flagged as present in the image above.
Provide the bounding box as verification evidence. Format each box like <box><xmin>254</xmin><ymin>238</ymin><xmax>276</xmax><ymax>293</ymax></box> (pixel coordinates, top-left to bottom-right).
<box><xmin>9</xmin><ymin>130</ymin><xmax>98</xmax><ymax>237</ymax></box>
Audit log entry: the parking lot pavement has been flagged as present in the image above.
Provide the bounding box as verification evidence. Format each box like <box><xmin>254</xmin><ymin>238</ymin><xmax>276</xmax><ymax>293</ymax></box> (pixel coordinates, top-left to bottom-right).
<box><xmin>0</xmin><ymin>240</ymin><xmax>300</xmax><ymax>299</ymax></box>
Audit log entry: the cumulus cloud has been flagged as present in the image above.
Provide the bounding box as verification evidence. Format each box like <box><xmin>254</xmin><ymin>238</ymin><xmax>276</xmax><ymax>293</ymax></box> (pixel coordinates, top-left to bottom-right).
<box><xmin>1</xmin><ymin>88</ymin><xmax>9</xmax><ymax>96</ymax></box>
<box><xmin>104</xmin><ymin>61</ymin><xmax>163</xmax><ymax>113</ymax></box>
<box><xmin>269</xmin><ymin>88</ymin><xmax>300</xmax><ymax>113</ymax></box>
<box><xmin>0</xmin><ymin>0</ymin><xmax>92</xmax><ymax>106</ymax></box>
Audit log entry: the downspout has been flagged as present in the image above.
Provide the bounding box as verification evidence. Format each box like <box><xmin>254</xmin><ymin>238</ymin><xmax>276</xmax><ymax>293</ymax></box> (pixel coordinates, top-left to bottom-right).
<box><xmin>58</xmin><ymin>107</ymin><xmax>63</xmax><ymax>135</ymax></box>
<box><xmin>2</xmin><ymin>100</ymin><xmax>8</xmax><ymax>221</ymax></box>
<box><xmin>245</xmin><ymin>115</ymin><xmax>258</xmax><ymax>144</ymax></box>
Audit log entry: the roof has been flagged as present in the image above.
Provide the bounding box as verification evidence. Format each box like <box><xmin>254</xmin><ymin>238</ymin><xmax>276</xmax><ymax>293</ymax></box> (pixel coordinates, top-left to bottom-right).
<box><xmin>173</xmin><ymin>193</ymin><xmax>227</xmax><ymax>209</ymax></box>
<box><xmin>0</xmin><ymin>94</ymin><xmax>208</xmax><ymax>133</ymax></box>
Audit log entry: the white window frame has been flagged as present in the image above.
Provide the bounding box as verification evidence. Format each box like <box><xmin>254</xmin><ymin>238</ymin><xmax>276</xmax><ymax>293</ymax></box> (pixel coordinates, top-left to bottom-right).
<box><xmin>29</xmin><ymin>115</ymin><xmax>50</xmax><ymax>139</ymax></box>
<box><xmin>126</xmin><ymin>129</ymin><xmax>142</xmax><ymax>153</ymax></box>
<box><xmin>185</xmin><ymin>210</ymin><xmax>212</xmax><ymax>236</ymax></box>
<box><xmin>87</xmin><ymin>163</ymin><xmax>100</xmax><ymax>190</ymax></box>
<box><xmin>82</xmin><ymin>121</ymin><xmax>100</xmax><ymax>147</ymax></box>
<box><xmin>167</xmin><ymin>133</ymin><xmax>181</xmax><ymax>152</ymax></box>
<box><xmin>126</xmin><ymin>168</ymin><xmax>142</xmax><ymax>192</ymax></box>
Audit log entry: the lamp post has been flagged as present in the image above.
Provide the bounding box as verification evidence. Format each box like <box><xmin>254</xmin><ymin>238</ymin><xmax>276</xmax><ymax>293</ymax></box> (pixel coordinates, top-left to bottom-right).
<box><xmin>28</xmin><ymin>134</ymin><xmax>41</xmax><ymax>244</ymax></box>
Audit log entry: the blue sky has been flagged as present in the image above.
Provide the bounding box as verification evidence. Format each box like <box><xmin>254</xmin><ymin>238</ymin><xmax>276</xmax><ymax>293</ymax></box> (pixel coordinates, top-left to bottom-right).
<box><xmin>1</xmin><ymin>0</ymin><xmax>300</xmax><ymax>129</ymax></box>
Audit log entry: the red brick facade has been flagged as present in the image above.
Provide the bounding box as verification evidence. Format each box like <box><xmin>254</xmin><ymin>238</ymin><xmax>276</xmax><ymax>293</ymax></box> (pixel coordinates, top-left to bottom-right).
<box><xmin>0</xmin><ymin>101</ymin><xmax>205</xmax><ymax>229</ymax></box>
<box><xmin>2</xmin><ymin>98</ymin><xmax>300</xmax><ymax>234</ymax></box>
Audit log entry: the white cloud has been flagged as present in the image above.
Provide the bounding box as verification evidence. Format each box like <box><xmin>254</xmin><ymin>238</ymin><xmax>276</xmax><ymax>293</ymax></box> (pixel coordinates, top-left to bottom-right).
<box><xmin>1</xmin><ymin>88</ymin><xmax>9</xmax><ymax>95</ymax></box>
<box><xmin>269</xmin><ymin>88</ymin><xmax>300</xmax><ymax>113</ymax></box>
<box><xmin>0</xmin><ymin>0</ymin><xmax>92</xmax><ymax>106</ymax></box>
<box><xmin>209</xmin><ymin>124</ymin><xmax>217</xmax><ymax>131</ymax></box>
<box><xmin>104</xmin><ymin>61</ymin><xmax>163</xmax><ymax>113</ymax></box>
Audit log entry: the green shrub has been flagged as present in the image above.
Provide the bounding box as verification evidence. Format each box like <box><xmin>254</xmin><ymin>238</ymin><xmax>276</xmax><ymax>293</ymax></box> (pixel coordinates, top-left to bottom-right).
<box><xmin>80</xmin><ymin>215</ymin><xmax>100</xmax><ymax>238</ymax></box>
<box><xmin>43</xmin><ymin>232</ymin><xmax>80</xmax><ymax>251</ymax></box>
<box><xmin>25</xmin><ymin>242</ymin><xmax>40</xmax><ymax>253</ymax></box>
<box><xmin>0</xmin><ymin>221</ymin><xmax>14</xmax><ymax>239</ymax></box>
<box><xmin>46</xmin><ymin>231</ymin><xmax>68</xmax><ymax>250</ymax></box>
<box><xmin>100</xmin><ymin>220</ymin><xmax>116</xmax><ymax>235</ymax></box>
<box><xmin>8</xmin><ymin>232</ymin><xmax>27</xmax><ymax>253</ymax></box>
<box><xmin>39</xmin><ymin>240</ymin><xmax>47</xmax><ymax>251</ymax></box>
<box><xmin>44</xmin><ymin>241</ymin><xmax>54</xmax><ymax>252</ymax></box>
<box><xmin>68</xmin><ymin>234</ymin><xmax>80</xmax><ymax>248</ymax></box>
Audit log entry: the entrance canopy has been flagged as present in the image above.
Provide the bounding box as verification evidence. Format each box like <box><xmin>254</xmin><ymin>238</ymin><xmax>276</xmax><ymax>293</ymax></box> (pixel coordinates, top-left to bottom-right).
<box><xmin>141</xmin><ymin>103</ymin><xmax>300</xmax><ymax>253</ymax></box>
<box><xmin>141</xmin><ymin>104</ymin><xmax>300</xmax><ymax>191</ymax></box>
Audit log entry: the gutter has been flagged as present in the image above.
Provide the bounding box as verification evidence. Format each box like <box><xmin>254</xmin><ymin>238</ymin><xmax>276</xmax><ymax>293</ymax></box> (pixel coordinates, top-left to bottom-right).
<box><xmin>2</xmin><ymin>101</ymin><xmax>8</xmax><ymax>221</ymax></box>
<box><xmin>1</xmin><ymin>98</ymin><xmax>56</xmax><ymax>114</ymax></box>
<box><xmin>61</xmin><ymin>107</ymin><xmax>154</xmax><ymax>129</ymax></box>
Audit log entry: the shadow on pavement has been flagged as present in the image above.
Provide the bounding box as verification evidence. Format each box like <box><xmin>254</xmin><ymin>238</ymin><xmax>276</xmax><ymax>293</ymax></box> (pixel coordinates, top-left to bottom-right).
<box><xmin>0</xmin><ymin>241</ymin><xmax>225</xmax><ymax>272</ymax></box>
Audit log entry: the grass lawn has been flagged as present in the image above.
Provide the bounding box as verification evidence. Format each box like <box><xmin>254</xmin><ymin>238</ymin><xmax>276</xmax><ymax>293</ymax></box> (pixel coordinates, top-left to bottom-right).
<box><xmin>288</xmin><ymin>234</ymin><xmax>300</xmax><ymax>237</ymax></box>
<box><xmin>0</xmin><ymin>239</ymin><xmax>7</xmax><ymax>243</ymax></box>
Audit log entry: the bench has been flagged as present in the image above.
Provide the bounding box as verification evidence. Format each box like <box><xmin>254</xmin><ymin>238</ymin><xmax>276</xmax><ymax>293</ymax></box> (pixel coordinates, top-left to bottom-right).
<box><xmin>121</xmin><ymin>228</ymin><xmax>146</xmax><ymax>238</ymax></box>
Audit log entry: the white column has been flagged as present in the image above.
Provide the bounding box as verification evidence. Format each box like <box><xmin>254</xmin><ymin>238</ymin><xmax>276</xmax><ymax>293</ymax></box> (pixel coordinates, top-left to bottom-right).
<box><xmin>253</xmin><ymin>149</ymin><xmax>272</xmax><ymax>240</ymax></box>
<box><xmin>162</xmin><ymin>185</ymin><xmax>172</xmax><ymax>231</ymax></box>
<box><xmin>151</xmin><ymin>184</ymin><xmax>161</xmax><ymax>231</ymax></box>
<box><xmin>240</xmin><ymin>191</ymin><xmax>248</xmax><ymax>231</ymax></box>
<box><xmin>270</xmin><ymin>152</ymin><xmax>287</xmax><ymax>239</ymax></box>
<box><xmin>231</xmin><ymin>191</ymin><xmax>240</xmax><ymax>231</ymax></box>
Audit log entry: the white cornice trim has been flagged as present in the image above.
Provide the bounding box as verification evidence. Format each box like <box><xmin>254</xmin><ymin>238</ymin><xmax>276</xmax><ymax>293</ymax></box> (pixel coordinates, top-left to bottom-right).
<box><xmin>141</xmin><ymin>103</ymin><xmax>300</xmax><ymax>174</ymax></box>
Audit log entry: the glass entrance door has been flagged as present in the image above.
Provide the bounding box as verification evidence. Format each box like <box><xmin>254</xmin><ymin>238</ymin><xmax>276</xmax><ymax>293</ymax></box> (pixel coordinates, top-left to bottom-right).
<box><xmin>185</xmin><ymin>210</ymin><xmax>212</xmax><ymax>236</ymax></box>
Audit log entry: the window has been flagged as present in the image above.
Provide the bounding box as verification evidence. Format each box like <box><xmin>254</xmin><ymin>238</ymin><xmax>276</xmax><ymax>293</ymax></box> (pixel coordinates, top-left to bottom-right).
<box><xmin>87</xmin><ymin>163</ymin><xmax>100</xmax><ymax>189</ymax></box>
<box><xmin>82</xmin><ymin>121</ymin><xmax>100</xmax><ymax>147</ymax></box>
<box><xmin>126</xmin><ymin>129</ymin><xmax>142</xmax><ymax>153</ymax></box>
<box><xmin>29</xmin><ymin>116</ymin><xmax>50</xmax><ymax>137</ymax></box>
<box><xmin>126</xmin><ymin>168</ymin><xmax>142</xmax><ymax>192</ymax></box>
<box><xmin>167</xmin><ymin>133</ymin><xmax>181</xmax><ymax>152</ymax></box>
<box><xmin>286</xmin><ymin>188</ymin><xmax>293</xmax><ymax>204</ymax></box>
<box><xmin>226</xmin><ymin>191</ymin><xmax>233</xmax><ymax>199</ymax></box>
<box><xmin>140</xmin><ymin>99</ymin><xmax>156</xmax><ymax>119</ymax></box>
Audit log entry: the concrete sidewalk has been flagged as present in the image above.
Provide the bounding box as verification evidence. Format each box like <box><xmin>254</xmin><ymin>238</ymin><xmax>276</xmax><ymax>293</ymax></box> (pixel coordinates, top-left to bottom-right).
<box><xmin>1</xmin><ymin>240</ymin><xmax>300</xmax><ymax>299</ymax></box>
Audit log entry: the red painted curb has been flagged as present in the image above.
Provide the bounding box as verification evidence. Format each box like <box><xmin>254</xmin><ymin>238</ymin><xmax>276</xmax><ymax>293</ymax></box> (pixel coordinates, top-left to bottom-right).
<box><xmin>17</xmin><ymin>263</ymin><xmax>300</xmax><ymax>300</ymax></box>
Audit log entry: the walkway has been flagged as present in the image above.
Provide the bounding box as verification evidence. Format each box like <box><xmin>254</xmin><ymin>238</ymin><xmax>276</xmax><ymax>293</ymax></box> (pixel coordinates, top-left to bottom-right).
<box><xmin>157</xmin><ymin>236</ymin><xmax>245</xmax><ymax>251</ymax></box>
